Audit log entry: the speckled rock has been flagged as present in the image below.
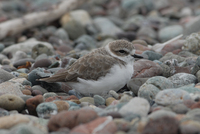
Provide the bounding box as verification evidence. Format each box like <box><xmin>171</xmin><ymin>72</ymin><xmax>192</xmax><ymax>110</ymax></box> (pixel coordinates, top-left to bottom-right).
<box><xmin>74</xmin><ymin>35</ymin><xmax>96</xmax><ymax>50</ymax></box>
<box><xmin>168</xmin><ymin>73</ymin><xmax>197</xmax><ymax>88</ymax></box>
<box><xmin>0</xmin><ymin>114</ymin><xmax>30</xmax><ymax>129</ymax></box>
<box><xmin>0</xmin><ymin>69</ymin><xmax>15</xmax><ymax>83</ymax></box>
<box><xmin>119</xmin><ymin>94</ymin><xmax>133</xmax><ymax>103</ymax></box>
<box><xmin>0</xmin><ymin>81</ymin><xmax>23</xmax><ymax>96</ymax></box>
<box><xmin>138</xmin><ymin>76</ymin><xmax>174</xmax><ymax>104</ymax></box>
<box><xmin>71</xmin><ymin>116</ymin><xmax>117</xmax><ymax>134</ymax></box>
<box><xmin>155</xmin><ymin>89</ymin><xmax>193</xmax><ymax>106</ymax></box>
<box><xmin>36</xmin><ymin>102</ymin><xmax>58</xmax><ymax>119</ymax></box>
<box><xmin>133</xmin><ymin>59</ymin><xmax>163</xmax><ymax>78</ymax></box>
<box><xmin>43</xmin><ymin>92</ymin><xmax>57</xmax><ymax>100</ymax></box>
<box><xmin>142</xmin><ymin>50</ymin><xmax>162</xmax><ymax>61</ymax></box>
<box><xmin>119</xmin><ymin>97</ymin><xmax>150</xmax><ymax>117</ymax></box>
<box><xmin>0</xmin><ymin>94</ymin><xmax>25</xmax><ymax>112</ymax></box>
<box><xmin>192</xmin><ymin>56</ymin><xmax>200</xmax><ymax>75</ymax></box>
<box><xmin>48</xmin><ymin>109</ymin><xmax>98</xmax><ymax>131</ymax></box>
<box><xmin>32</xmin><ymin>43</ymin><xmax>53</xmax><ymax>59</ymax></box>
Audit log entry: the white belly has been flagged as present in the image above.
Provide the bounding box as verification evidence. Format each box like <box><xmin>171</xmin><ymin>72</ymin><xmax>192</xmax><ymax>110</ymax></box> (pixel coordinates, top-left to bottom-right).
<box><xmin>67</xmin><ymin>63</ymin><xmax>134</xmax><ymax>96</ymax></box>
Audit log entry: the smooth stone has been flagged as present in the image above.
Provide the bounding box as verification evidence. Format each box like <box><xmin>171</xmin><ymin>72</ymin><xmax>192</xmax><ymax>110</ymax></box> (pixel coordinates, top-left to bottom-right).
<box><xmin>0</xmin><ymin>69</ymin><xmax>15</xmax><ymax>83</ymax></box>
<box><xmin>32</xmin><ymin>90</ymin><xmax>43</xmax><ymax>96</ymax></box>
<box><xmin>158</xmin><ymin>25</ymin><xmax>183</xmax><ymax>42</ymax></box>
<box><xmin>161</xmin><ymin>40</ymin><xmax>185</xmax><ymax>55</ymax></box>
<box><xmin>2</xmin><ymin>38</ymin><xmax>53</xmax><ymax>57</ymax></box>
<box><xmin>186</xmin><ymin>109</ymin><xmax>200</xmax><ymax>122</ymax></box>
<box><xmin>28</xmin><ymin>68</ymin><xmax>48</xmax><ymax>85</ymax></box>
<box><xmin>0</xmin><ymin>81</ymin><xmax>23</xmax><ymax>96</ymax></box>
<box><xmin>142</xmin><ymin>50</ymin><xmax>162</xmax><ymax>61</ymax></box>
<box><xmin>26</xmin><ymin>95</ymin><xmax>44</xmax><ymax>116</ymax></box>
<box><xmin>168</xmin><ymin>73</ymin><xmax>197</xmax><ymax>88</ymax></box>
<box><xmin>10</xmin><ymin>124</ymin><xmax>45</xmax><ymax>134</ymax></box>
<box><xmin>114</xmin><ymin>119</ymin><xmax>130</xmax><ymax>132</ymax></box>
<box><xmin>133</xmin><ymin>59</ymin><xmax>162</xmax><ymax>78</ymax></box>
<box><xmin>143</xmin><ymin>112</ymin><xmax>179</xmax><ymax>134</ymax></box>
<box><xmin>68</xmin><ymin>106</ymin><xmax>80</xmax><ymax>111</ymax></box>
<box><xmin>0</xmin><ymin>94</ymin><xmax>25</xmax><ymax>112</ymax></box>
<box><xmin>119</xmin><ymin>97</ymin><xmax>150</xmax><ymax>117</ymax></box>
<box><xmin>74</xmin><ymin>35</ymin><xmax>96</xmax><ymax>50</ymax></box>
<box><xmin>31</xmin><ymin>58</ymin><xmax>52</xmax><ymax>69</ymax></box>
<box><xmin>54</xmin><ymin>28</ymin><xmax>69</xmax><ymax>41</ymax></box>
<box><xmin>66</xmin><ymin>101</ymin><xmax>80</xmax><ymax>107</ymax></box>
<box><xmin>10</xmin><ymin>51</ymin><xmax>27</xmax><ymax>63</ymax></box>
<box><xmin>53</xmin><ymin>100</ymin><xmax>70</xmax><ymax>112</ymax></box>
<box><xmin>12</xmin><ymin>58</ymin><xmax>35</xmax><ymax>68</ymax></box>
<box><xmin>61</xmin><ymin>10</ymin><xmax>92</xmax><ymax>27</ymax></box>
<box><xmin>43</xmin><ymin>92</ymin><xmax>57</xmax><ymax>100</ymax></box>
<box><xmin>116</xmin><ymin>32</ymin><xmax>136</xmax><ymax>41</ymax></box>
<box><xmin>32</xmin><ymin>85</ymin><xmax>48</xmax><ymax>94</ymax></box>
<box><xmin>0</xmin><ymin>114</ymin><xmax>30</xmax><ymax>129</ymax></box>
<box><xmin>0</xmin><ymin>54</ymin><xmax>8</xmax><ymax>64</ymax></box>
<box><xmin>119</xmin><ymin>94</ymin><xmax>133</xmax><ymax>103</ymax></box>
<box><xmin>138</xmin><ymin>76</ymin><xmax>174</xmax><ymax>104</ymax></box>
<box><xmin>36</xmin><ymin>102</ymin><xmax>58</xmax><ymax>119</ymax></box>
<box><xmin>159</xmin><ymin>52</ymin><xmax>185</xmax><ymax>63</ymax></box>
<box><xmin>20</xmin><ymin>95</ymin><xmax>33</xmax><ymax>102</ymax></box>
<box><xmin>178</xmin><ymin>84</ymin><xmax>200</xmax><ymax>94</ymax></box>
<box><xmin>127</xmin><ymin>78</ymin><xmax>148</xmax><ymax>95</ymax></box>
<box><xmin>63</xmin><ymin>18</ymin><xmax>86</xmax><ymax>40</ymax></box>
<box><xmin>48</xmin><ymin>109</ymin><xmax>98</xmax><ymax>131</ymax></box>
<box><xmin>170</xmin><ymin>103</ymin><xmax>189</xmax><ymax>114</ymax></box>
<box><xmin>106</xmin><ymin>97</ymin><xmax>116</xmax><ymax>106</ymax></box>
<box><xmin>2</xmin><ymin>59</ymin><xmax>10</xmax><ymax>65</ymax></box>
<box><xmin>179</xmin><ymin>120</ymin><xmax>200</xmax><ymax>134</ymax></box>
<box><xmin>93</xmin><ymin>17</ymin><xmax>122</xmax><ymax>37</ymax></box>
<box><xmin>22</xmin><ymin>89</ymin><xmax>31</xmax><ymax>95</ymax></box>
<box><xmin>155</xmin><ymin>89</ymin><xmax>193</xmax><ymax>106</ymax></box>
<box><xmin>0</xmin><ymin>43</ymin><xmax>5</xmax><ymax>52</ymax></box>
<box><xmin>79</xmin><ymin>97</ymin><xmax>95</xmax><ymax>105</ymax></box>
<box><xmin>109</xmin><ymin>90</ymin><xmax>119</xmax><ymax>99</ymax></box>
<box><xmin>71</xmin><ymin>116</ymin><xmax>117</xmax><ymax>134</ymax></box>
<box><xmin>137</xmin><ymin>26</ymin><xmax>157</xmax><ymax>39</ymax></box>
<box><xmin>94</xmin><ymin>95</ymin><xmax>106</xmax><ymax>106</ymax></box>
<box><xmin>0</xmin><ymin>108</ymin><xmax>9</xmax><ymax>117</ymax></box>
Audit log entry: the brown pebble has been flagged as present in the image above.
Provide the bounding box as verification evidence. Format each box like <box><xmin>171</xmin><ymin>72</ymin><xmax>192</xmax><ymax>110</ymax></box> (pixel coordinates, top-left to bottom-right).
<box><xmin>22</xmin><ymin>89</ymin><xmax>32</xmax><ymax>95</ymax></box>
<box><xmin>53</xmin><ymin>100</ymin><xmax>70</xmax><ymax>112</ymax></box>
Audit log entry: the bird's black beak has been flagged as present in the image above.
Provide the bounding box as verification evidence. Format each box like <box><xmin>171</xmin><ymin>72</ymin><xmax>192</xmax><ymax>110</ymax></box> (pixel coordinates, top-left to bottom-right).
<box><xmin>132</xmin><ymin>54</ymin><xmax>144</xmax><ymax>59</ymax></box>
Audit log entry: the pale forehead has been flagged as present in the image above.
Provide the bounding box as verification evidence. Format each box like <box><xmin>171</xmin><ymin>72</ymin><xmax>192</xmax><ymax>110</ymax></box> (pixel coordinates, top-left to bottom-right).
<box><xmin>109</xmin><ymin>40</ymin><xmax>135</xmax><ymax>50</ymax></box>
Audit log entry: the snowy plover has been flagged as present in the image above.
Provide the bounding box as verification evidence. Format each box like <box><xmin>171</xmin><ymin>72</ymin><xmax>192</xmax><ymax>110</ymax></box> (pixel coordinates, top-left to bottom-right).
<box><xmin>40</xmin><ymin>40</ymin><xmax>143</xmax><ymax>96</ymax></box>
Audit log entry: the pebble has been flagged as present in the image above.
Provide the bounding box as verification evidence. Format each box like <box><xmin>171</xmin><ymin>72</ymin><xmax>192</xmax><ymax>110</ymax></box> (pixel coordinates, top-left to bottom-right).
<box><xmin>106</xmin><ymin>97</ymin><xmax>116</xmax><ymax>106</ymax></box>
<box><xmin>0</xmin><ymin>81</ymin><xmax>23</xmax><ymax>96</ymax></box>
<box><xmin>109</xmin><ymin>90</ymin><xmax>119</xmax><ymax>99</ymax></box>
<box><xmin>48</xmin><ymin>109</ymin><xmax>98</xmax><ymax>131</ymax></box>
<box><xmin>53</xmin><ymin>100</ymin><xmax>70</xmax><ymax>112</ymax></box>
<box><xmin>94</xmin><ymin>95</ymin><xmax>106</xmax><ymax>106</ymax></box>
<box><xmin>155</xmin><ymin>89</ymin><xmax>193</xmax><ymax>106</ymax></box>
<box><xmin>43</xmin><ymin>92</ymin><xmax>57</xmax><ymax>100</ymax></box>
<box><xmin>0</xmin><ymin>114</ymin><xmax>30</xmax><ymax>129</ymax></box>
<box><xmin>10</xmin><ymin>124</ymin><xmax>45</xmax><ymax>134</ymax></box>
<box><xmin>26</xmin><ymin>95</ymin><xmax>44</xmax><ymax>116</ymax></box>
<box><xmin>79</xmin><ymin>97</ymin><xmax>95</xmax><ymax>105</ymax></box>
<box><xmin>142</xmin><ymin>50</ymin><xmax>162</xmax><ymax>61</ymax></box>
<box><xmin>119</xmin><ymin>97</ymin><xmax>150</xmax><ymax>117</ymax></box>
<box><xmin>36</xmin><ymin>102</ymin><xmax>58</xmax><ymax>119</ymax></box>
<box><xmin>127</xmin><ymin>78</ymin><xmax>148</xmax><ymax>95</ymax></box>
<box><xmin>0</xmin><ymin>69</ymin><xmax>15</xmax><ymax>83</ymax></box>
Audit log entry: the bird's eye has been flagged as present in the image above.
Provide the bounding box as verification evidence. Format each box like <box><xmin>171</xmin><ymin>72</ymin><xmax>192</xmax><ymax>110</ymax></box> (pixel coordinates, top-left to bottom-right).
<box><xmin>119</xmin><ymin>50</ymin><xmax>126</xmax><ymax>53</ymax></box>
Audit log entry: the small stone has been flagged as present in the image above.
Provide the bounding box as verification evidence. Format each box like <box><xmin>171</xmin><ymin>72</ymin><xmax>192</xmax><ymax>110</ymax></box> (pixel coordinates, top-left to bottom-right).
<box><xmin>0</xmin><ymin>108</ymin><xmax>9</xmax><ymax>117</ymax></box>
<box><xmin>155</xmin><ymin>89</ymin><xmax>193</xmax><ymax>106</ymax></box>
<box><xmin>159</xmin><ymin>52</ymin><xmax>185</xmax><ymax>63</ymax></box>
<box><xmin>12</xmin><ymin>58</ymin><xmax>35</xmax><ymax>68</ymax></box>
<box><xmin>133</xmin><ymin>59</ymin><xmax>163</xmax><ymax>78</ymax></box>
<box><xmin>22</xmin><ymin>89</ymin><xmax>31</xmax><ymax>95</ymax></box>
<box><xmin>32</xmin><ymin>90</ymin><xmax>43</xmax><ymax>96</ymax></box>
<box><xmin>26</xmin><ymin>95</ymin><xmax>44</xmax><ymax>116</ymax></box>
<box><xmin>94</xmin><ymin>95</ymin><xmax>106</xmax><ymax>106</ymax></box>
<box><xmin>10</xmin><ymin>124</ymin><xmax>45</xmax><ymax>134</ymax></box>
<box><xmin>0</xmin><ymin>114</ymin><xmax>30</xmax><ymax>129</ymax></box>
<box><xmin>71</xmin><ymin>116</ymin><xmax>117</xmax><ymax>134</ymax></box>
<box><xmin>106</xmin><ymin>97</ymin><xmax>116</xmax><ymax>106</ymax></box>
<box><xmin>36</xmin><ymin>102</ymin><xmax>58</xmax><ymax>119</ymax></box>
<box><xmin>109</xmin><ymin>90</ymin><xmax>119</xmax><ymax>99</ymax></box>
<box><xmin>170</xmin><ymin>103</ymin><xmax>189</xmax><ymax>114</ymax></box>
<box><xmin>143</xmin><ymin>114</ymin><xmax>179</xmax><ymax>134</ymax></box>
<box><xmin>168</xmin><ymin>73</ymin><xmax>197</xmax><ymax>88</ymax></box>
<box><xmin>0</xmin><ymin>94</ymin><xmax>25</xmax><ymax>112</ymax></box>
<box><xmin>53</xmin><ymin>101</ymin><xmax>70</xmax><ymax>112</ymax></box>
<box><xmin>191</xmin><ymin>56</ymin><xmax>200</xmax><ymax>75</ymax></box>
<box><xmin>179</xmin><ymin>120</ymin><xmax>200</xmax><ymax>134</ymax></box>
<box><xmin>119</xmin><ymin>97</ymin><xmax>150</xmax><ymax>117</ymax></box>
<box><xmin>31</xmin><ymin>59</ymin><xmax>52</xmax><ymax>70</ymax></box>
<box><xmin>0</xmin><ymin>69</ymin><xmax>15</xmax><ymax>83</ymax></box>
<box><xmin>32</xmin><ymin>85</ymin><xmax>48</xmax><ymax>94</ymax></box>
<box><xmin>54</xmin><ymin>28</ymin><xmax>69</xmax><ymax>41</ymax></box>
<box><xmin>119</xmin><ymin>94</ymin><xmax>133</xmax><ymax>103</ymax></box>
<box><xmin>142</xmin><ymin>50</ymin><xmax>162</xmax><ymax>61</ymax></box>
<box><xmin>43</xmin><ymin>92</ymin><xmax>57</xmax><ymax>100</ymax></box>
<box><xmin>74</xmin><ymin>35</ymin><xmax>96</xmax><ymax>50</ymax></box>
<box><xmin>48</xmin><ymin>109</ymin><xmax>98</xmax><ymax>131</ymax></box>
<box><xmin>68</xmin><ymin>106</ymin><xmax>80</xmax><ymax>111</ymax></box>
<box><xmin>79</xmin><ymin>97</ymin><xmax>95</xmax><ymax>105</ymax></box>
<box><xmin>186</xmin><ymin>109</ymin><xmax>200</xmax><ymax>122</ymax></box>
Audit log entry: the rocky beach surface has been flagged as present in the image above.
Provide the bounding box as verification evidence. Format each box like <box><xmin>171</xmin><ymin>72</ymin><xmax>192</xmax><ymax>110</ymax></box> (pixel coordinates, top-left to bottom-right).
<box><xmin>1</xmin><ymin>0</ymin><xmax>200</xmax><ymax>134</ymax></box>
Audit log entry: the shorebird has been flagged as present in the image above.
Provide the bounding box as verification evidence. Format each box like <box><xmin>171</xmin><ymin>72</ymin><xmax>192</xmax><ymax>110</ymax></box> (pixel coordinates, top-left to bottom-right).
<box><xmin>40</xmin><ymin>40</ymin><xmax>143</xmax><ymax>96</ymax></box>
